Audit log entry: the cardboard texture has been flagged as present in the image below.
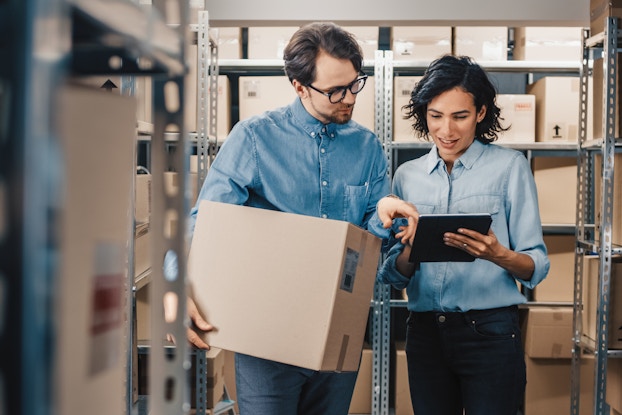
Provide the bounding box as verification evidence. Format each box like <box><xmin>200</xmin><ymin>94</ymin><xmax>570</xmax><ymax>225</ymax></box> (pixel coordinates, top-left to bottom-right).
<box><xmin>590</xmin><ymin>0</ymin><xmax>622</xmax><ymax>34</ymax></box>
<box><xmin>453</xmin><ymin>27</ymin><xmax>508</xmax><ymax>61</ymax></box>
<box><xmin>594</xmin><ymin>153</ymin><xmax>622</xmax><ymax>246</ymax></box>
<box><xmin>533</xmin><ymin>235</ymin><xmax>575</xmax><ymax>302</ymax></box>
<box><xmin>393</xmin><ymin>76</ymin><xmax>424</xmax><ymax>142</ymax></box>
<box><xmin>523</xmin><ymin>306</ymin><xmax>574</xmax><ymax>359</ymax></box>
<box><xmin>391</xmin><ymin>27</ymin><xmax>452</xmax><ymax>61</ymax></box>
<box><xmin>343</xmin><ymin>26</ymin><xmax>380</xmax><ymax>61</ymax></box>
<box><xmin>495</xmin><ymin>94</ymin><xmax>536</xmax><ymax>143</ymax></box>
<box><xmin>513</xmin><ymin>27</ymin><xmax>583</xmax><ymax>61</ymax></box>
<box><xmin>238</xmin><ymin>76</ymin><xmax>296</xmax><ymax>121</ymax></box>
<box><xmin>524</xmin><ymin>355</ymin><xmax>594</xmax><ymax>415</ymax></box>
<box><xmin>533</xmin><ymin>157</ymin><xmax>577</xmax><ymax>225</ymax></box>
<box><xmin>135</xmin><ymin>172</ymin><xmax>152</xmax><ymax>224</ymax></box>
<box><xmin>527</xmin><ymin>76</ymin><xmax>589</xmax><ymax>142</ymax></box>
<box><xmin>55</xmin><ymin>84</ymin><xmax>136</xmax><ymax>415</ymax></box>
<box><xmin>582</xmin><ymin>256</ymin><xmax>622</xmax><ymax>349</ymax></box>
<box><xmin>592</xmin><ymin>56</ymin><xmax>622</xmax><ymax>140</ymax></box>
<box><xmin>188</xmin><ymin>201</ymin><xmax>381</xmax><ymax>372</ymax></box>
<box><xmin>190</xmin><ymin>347</ymin><xmax>226</xmax><ymax>408</ymax></box>
<box><xmin>348</xmin><ymin>345</ymin><xmax>372</xmax><ymax>414</ymax></box>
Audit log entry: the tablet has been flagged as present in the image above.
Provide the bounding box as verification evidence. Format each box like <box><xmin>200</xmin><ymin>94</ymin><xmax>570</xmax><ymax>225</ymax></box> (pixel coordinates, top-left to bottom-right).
<box><xmin>409</xmin><ymin>213</ymin><xmax>492</xmax><ymax>264</ymax></box>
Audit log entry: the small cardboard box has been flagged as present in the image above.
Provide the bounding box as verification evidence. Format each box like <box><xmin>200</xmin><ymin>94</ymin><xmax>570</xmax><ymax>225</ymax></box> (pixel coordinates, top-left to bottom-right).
<box><xmin>495</xmin><ymin>94</ymin><xmax>536</xmax><ymax>143</ymax></box>
<box><xmin>394</xmin><ymin>342</ymin><xmax>414</xmax><ymax>415</ymax></box>
<box><xmin>238</xmin><ymin>76</ymin><xmax>296</xmax><ymax>121</ymax></box>
<box><xmin>533</xmin><ymin>157</ymin><xmax>577</xmax><ymax>225</ymax></box>
<box><xmin>582</xmin><ymin>255</ymin><xmax>622</xmax><ymax>349</ymax></box>
<box><xmin>188</xmin><ymin>201</ymin><xmax>381</xmax><ymax>372</ymax></box>
<box><xmin>393</xmin><ymin>76</ymin><xmax>424</xmax><ymax>142</ymax></box>
<box><xmin>453</xmin><ymin>27</ymin><xmax>508</xmax><ymax>61</ymax></box>
<box><xmin>513</xmin><ymin>27</ymin><xmax>583</xmax><ymax>62</ymax></box>
<box><xmin>523</xmin><ymin>306</ymin><xmax>574</xmax><ymax>359</ymax></box>
<box><xmin>391</xmin><ymin>27</ymin><xmax>452</xmax><ymax>61</ymax></box>
<box><xmin>348</xmin><ymin>345</ymin><xmax>372</xmax><ymax>414</ymax></box>
<box><xmin>532</xmin><ymin>235</ymin><xmax>575</xmax><ymax>302</ymax></box>
<box><xmin>527</xmin><ymin>76</ymin><xmax>588</xmax><ymax>143</ymax></box>
<box><xmin>590</xmin><ymin>0</ymin><xmax>622</xmax><ymax>35</ymax></box>
<box><xmin>247</xmin><ymin>26</ymin><xmax>299</xmax><ymax>59</ymax></box>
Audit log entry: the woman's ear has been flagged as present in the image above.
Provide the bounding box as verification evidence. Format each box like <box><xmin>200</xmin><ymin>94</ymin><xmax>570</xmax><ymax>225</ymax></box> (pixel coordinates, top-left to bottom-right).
<box><xmin>477</xmin><ymin>105</ymin><xmax>487</xmax><ymax>123</ymax></box>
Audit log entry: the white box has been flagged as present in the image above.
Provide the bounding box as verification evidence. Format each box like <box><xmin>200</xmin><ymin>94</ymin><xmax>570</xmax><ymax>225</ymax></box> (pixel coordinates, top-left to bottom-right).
<box><xmin>513</xmin><ymin>27</ymin><xmax>583</xmax><ymax>62</ymax></box>
<box><xmin>453</xmin><ymin>27</ymin><xmax>508</xmax><ymax>61</ymax></box>
<box><xmin>188</xmin><ymin>201</ymin><xmax>381</xmax><ymax>371</ymax></box>
<box><xmin>393</xmin><ymin>76</ymin><xmax>424</xmax><ymax>141</ymax></box>
<box><xmin>247</xmin><ymin>26</ymin><xmax>299</xmax><ymax>59</ymax></box>
<box><xmin>495</xmin><ymin>94</ymin><xmax>536</xmax><ymax>143</ymax></box>
<box><xmin>238</xmin><ymin>76</ymin><xmax>296</xmax><ymax>121</ymax></box>
<box><xmin>527</xmin><ymin>76</ymin><xmax>589</xmax><ymax>142</ymax></box>
<box><xmin>343</xmin><ymin>26</ymin><xmax>379</xmax><ymax>61</ymax></box>
<box><xmin>391</xmin><ymin>27</ymin><xmax>452</xmax><ymax>61</ymax></box>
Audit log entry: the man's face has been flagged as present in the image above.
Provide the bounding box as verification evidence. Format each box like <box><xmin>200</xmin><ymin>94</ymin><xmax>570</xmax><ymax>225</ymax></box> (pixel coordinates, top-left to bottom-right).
<box><xmin>295</xmin><ymin>51</ymin><xmax>362</xmax><ymax>125</ymax></box>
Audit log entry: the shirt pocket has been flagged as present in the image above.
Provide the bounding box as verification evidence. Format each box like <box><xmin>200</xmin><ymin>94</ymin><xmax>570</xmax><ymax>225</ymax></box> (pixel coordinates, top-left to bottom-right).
<box><xmin>455</xmin><ymin>195</ymin><xmax>502</xmax><ymax>220</ymax></box>
<box><xmin>343</xmin><ymin>184</ymin><xmax>369</xmax><ymax>224</ymax></box>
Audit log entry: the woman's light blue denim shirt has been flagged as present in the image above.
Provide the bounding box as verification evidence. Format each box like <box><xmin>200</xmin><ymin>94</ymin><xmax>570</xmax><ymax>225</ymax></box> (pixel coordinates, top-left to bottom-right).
<box><xmin>368</xmin><ymin>140</ymin><xmax>550</xmax><ymax>312</ymax></box>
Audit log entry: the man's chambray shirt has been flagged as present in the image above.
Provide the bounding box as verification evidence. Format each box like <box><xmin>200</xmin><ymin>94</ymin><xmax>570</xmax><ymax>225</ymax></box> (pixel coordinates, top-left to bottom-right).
<box><xmin>189</xmin><ymin>97</ymin><xmax>390</xmax><ymax>234</ymax></box>
<box><xmin>368</xmin><ymin>140</ymin><xmax>550</xmax><ymax>312</ymax></box>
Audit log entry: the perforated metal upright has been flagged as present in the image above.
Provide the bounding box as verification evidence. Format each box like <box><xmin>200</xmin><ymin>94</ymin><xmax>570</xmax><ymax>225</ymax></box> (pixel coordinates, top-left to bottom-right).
<box><xmin>572</xmin><ymin>16</ymin><xmax>620</xmax><ymax>415</ymax></box>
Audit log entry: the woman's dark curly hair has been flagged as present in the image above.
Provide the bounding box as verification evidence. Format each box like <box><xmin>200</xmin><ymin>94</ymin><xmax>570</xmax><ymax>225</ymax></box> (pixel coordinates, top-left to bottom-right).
<box><xmin>403</xmin><ymin>54</ymin><xmax>509</xmax><ymax>143</ymax></box>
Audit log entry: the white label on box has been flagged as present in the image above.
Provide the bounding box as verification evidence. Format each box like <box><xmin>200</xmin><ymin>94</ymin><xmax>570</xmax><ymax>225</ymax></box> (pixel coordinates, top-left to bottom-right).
<box><xmin>242</xmin><ymin>80</ymin><xmax>261</xmax><ymax>99</ymax></box>
<box><xmin>341</xmin><ymin>248</ymin><xmax>359</xmax><ymax>293</ymax></box>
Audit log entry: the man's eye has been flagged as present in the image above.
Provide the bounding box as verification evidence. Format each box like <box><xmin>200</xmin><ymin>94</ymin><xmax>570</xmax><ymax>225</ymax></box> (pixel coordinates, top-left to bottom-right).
<box><xmin>329</xmin><ymin>87</ymin><xmax>346</xmax><ymax>94</ymax></box>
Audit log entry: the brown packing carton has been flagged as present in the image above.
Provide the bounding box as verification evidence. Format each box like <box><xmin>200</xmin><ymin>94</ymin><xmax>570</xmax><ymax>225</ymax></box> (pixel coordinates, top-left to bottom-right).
<box><xmin>188</xmin><ymin>201</ymin><xmax>381</xmax><ymax>372</ymax></box>
<box><xmin>594</xmin><ymin>153</ymin><xmax>622</xmax><ymax>246</ymax></box>
<box><xmin>592</xmin><ymin>56</ymin><xmax>622</xmax><ymax>140</ymax></box>
<box><xmin>524</xmin><ymin>355</ymin><xmax>594</xmax><ymax>415</ymax></box>
<box><xmin>348</xmin><ymin>345</ymin><xmax>372</xmax><ymax>414</ymax></box>
<box><xmin>190</xmin><ymin>347</ymin><xmax>226</xmax><ymax>409</ymax></box>
<box><xmin>590</xmin><ymin>0</ymin><xmax>622</xmax><ymax>35</ymax></box>
<box><xmin>532</xmin><ymin>157</ymin><xmax>577</xmax><ymax>225</ymax></box>
<box><xmin>513</xmin><ymin>27</ymin><xmax>583</xmax><ymax>62</ymax></box>
<box><xmin>55</xmin><ymin>84</ymin><xmax>136</xmax><ymax>415</ymax></box>
<box><xmin>522</xmin><ymin>306</ymin><xmax>574</xmax><ymax>359</ymax></box>
<box><xmin>582</xmin><ymin>255</ymin><xmax>622</xmax><ymax>349</ymax></box>
<box><xmin>134</xmin><ymin>222</ymin><xmax>151</xmax><ymax>278</ymax></box>
<box><xmin>452</xmin><ymin>27</ymin><xmax>508</xmax><ymax>61</ymax></box>
<box><xmin>532</xmin><ymin>235</ymin><xmax>576</xmax><ymax>302</ymax></box>
<box><xmin>393</xmin><ymin>76</ymin><xmax>424</xmax><ymax>142</ymax></box>
<box><xmin>391</xmin><ymin>27</ymin><xmax>452</xmax><ymax>61</ymax></box>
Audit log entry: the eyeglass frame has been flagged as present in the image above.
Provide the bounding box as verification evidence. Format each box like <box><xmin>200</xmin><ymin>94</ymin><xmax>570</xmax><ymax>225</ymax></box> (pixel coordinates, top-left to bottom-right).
<box><xmin>306</xmin><ymin>72</ymin><xmax>368</xmax><ymax>104</ymax></box>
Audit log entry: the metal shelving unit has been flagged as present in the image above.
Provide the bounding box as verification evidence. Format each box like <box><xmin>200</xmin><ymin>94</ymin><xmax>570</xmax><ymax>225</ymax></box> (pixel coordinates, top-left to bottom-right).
<box><xmin>1</xmin><ymin>1</ymin><xmax>190</xmax><ymax>415</ymax></box>
<box><xmin>571</xmin><ymin>17</ymin><xmax>620</xmax><ymax>415</ymax></box>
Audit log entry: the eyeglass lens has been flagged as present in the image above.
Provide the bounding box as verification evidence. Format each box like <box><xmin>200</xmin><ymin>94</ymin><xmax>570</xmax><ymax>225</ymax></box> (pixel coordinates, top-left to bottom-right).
<box><xmin>329</xmin><ymin>77</ymin><xmax>367</xmax><ymax>103</ymax></box>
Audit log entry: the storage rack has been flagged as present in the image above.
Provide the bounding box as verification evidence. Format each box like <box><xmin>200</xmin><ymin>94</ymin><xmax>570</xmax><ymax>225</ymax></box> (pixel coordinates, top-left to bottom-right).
<box><xmin>1</xmin><ymin>1</ymin><xmax>193</xmax><ymax>415</ymax></box>
<box><xmin>571</xmin><ymin>17</ymin><xmax>622</xmax><ymax>415</ymax></box>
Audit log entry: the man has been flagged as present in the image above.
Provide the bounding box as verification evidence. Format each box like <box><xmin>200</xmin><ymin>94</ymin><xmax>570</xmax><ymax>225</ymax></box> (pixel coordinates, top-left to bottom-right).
<box><xmin>185</xmin><ymin>22</ymin><xmax>393</xmax><ymax>415</ymax></box>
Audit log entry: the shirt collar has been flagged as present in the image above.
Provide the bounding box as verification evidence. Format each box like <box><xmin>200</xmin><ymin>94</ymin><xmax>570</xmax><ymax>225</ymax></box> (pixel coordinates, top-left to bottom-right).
<box><xmin>290</xmin><ymin>97</ymin><xmax>338</xmax><ymax>140</ymax></box>
<box><xmin>426</xmin><ymin>139</ymin><xmax>487</xmax><ymax>174</ymax></box>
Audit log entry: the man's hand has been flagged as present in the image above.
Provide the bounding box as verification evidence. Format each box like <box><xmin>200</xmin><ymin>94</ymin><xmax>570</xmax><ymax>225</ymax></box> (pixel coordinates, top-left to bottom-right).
<box><xmin>377</xmin><ymin>195</ymin><xmax>419</xmax><ymax>245</ymax></box>
<box><xmin>187</xmin><ymin>297</ymin><xmax>214</xmax><ymax>350</ymax></box>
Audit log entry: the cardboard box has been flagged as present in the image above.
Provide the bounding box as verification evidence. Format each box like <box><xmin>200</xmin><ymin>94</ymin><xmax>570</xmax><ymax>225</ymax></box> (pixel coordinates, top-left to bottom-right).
<box><xmin>190</xmin><ymin>347</ymin><xmax>226</xmax><ymax>408</ymax></box>
<box><xmin>527</xmin><ymin>76</ymin><xmax>587</xmax><ymax>142</ymax></box>
<box><xmin>582</xmin><ymin>255</ymin><xmax>622</xmax><ymax>349</ymax></box>
<box><xmin>352</xmin><ymin>76</ymin><xmax>376</xmax><ymax>132</ymax></box>
<box><xmin>532</xmin><ymin>235</ymin><xmax>575</xmax><ymax>302</ymax></box>
<box><xmin>135</xmin><ymin>172</ymin><xmax>152</xmax><ymax>224</ymax></box>
<box><xmin>343</xmin><ymin>26</ymin><xmax>379</xmax><ymax>62</ymax></box>
<box><xmin>136</xmin><ymin>285</ymin><xmax>150</xmax><ymax>341</ymax></box>
<box><xmin>523</xmin><ymin>306</ymin><xmax>574</xmax><ymax>359</ymax></box>
<box><xmin>533</xmin><ymin>157</ymin><xmax>577</xmax><ymax>225</ymax></box>
<box><xmin>590</xmin><ymin>0</ymin><xmax>622</xmax><ymax>35</ymax></box>
<box><xmin>238</xmin><ymin>76</ymin><xmax>296</xmax><ymax>121</ymax></box>
<box><xmin>247</xmin><ymin>26</ymin><xmax>299</xmax><ymax>59</ymax></box>
<box><xmin>608</xmin><ymin>357</ymin><xmax>622</xmax><ymax>413</ymax></box>
<box><xmin>592</xmin><ymin>57</ymin><xmax>622</xmax><ymax>140</ymax></box>
<box><xmin>348</xmin><ymin>345</ymin><xmax>372</xmax><ymax>414</ymax></box>
<box><xmin>513</xmin><ymin>27</ymin><xmax>583</xmax><ymax>62</ymax></box>
<box><xmin>393</xmin><ymin>76</ymin><xmax>424</xmax><ymax>142</ymax></box>
<box><xmin>594</xmin><ymin>153</ymin><xmax>622</xmax><ymax>246</ymax></box>
<box><xmin>55</xmin><ymin>85</ymin><xmax>136</xmax><ymax>415</ymax></box>
<box><xmin>495</xmin><ymin>94</ymin><xmax>536</xmax><ymax>143</ymax></box>
<box><xmin>453</xmin><ymin>27</ymin><xmax>508</xmax><ymax>61</ymax></box>
<box><xmin>394</xmin><ymin>342</ymin><xmax>414</xmax><ymax>415</ymax></box>
<box><xmin>134</xmin><ymin>222</ymin><xmax>151</xmax><ymax>278</ymax></box>
<box><xmin>391</xmin><ymin>27</ymin><xmax>452</xmax><ymax>61</ymax></box>
<box><xmin>188</xmin><ymin>201</ymin><xmax>381</xmax><ymax>371</ymax></box>
<box><xmin>524</xmin><ymin>355</ymin><xmax>594</xmax><ymax>415</ymax></box>
<box><xmin>212</xmin><ymin>27</ymin><xmax>242</xmax><ymax>60</ymax></box>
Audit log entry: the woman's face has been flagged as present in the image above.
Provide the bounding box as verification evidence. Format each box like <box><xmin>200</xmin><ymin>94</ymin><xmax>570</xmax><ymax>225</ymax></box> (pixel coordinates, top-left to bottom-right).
<box><xmin>426</xmin><ymin>87</ymin><xmax>486</xmax><ymax>167</ymax></box>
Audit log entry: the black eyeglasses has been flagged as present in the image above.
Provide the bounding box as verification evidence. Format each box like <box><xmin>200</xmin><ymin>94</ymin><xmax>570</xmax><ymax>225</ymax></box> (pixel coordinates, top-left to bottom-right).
<box><xmin>306</xmin><ymin>73</ymin><xmax>368</xmax><ymax>104</ymax></box>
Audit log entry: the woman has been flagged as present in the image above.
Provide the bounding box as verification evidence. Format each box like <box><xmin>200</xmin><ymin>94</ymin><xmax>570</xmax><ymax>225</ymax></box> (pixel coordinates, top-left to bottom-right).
<box><xmin>372</xmin><ymin>55</ymin><xmax>550</xmax><ymax>415</ymax></box>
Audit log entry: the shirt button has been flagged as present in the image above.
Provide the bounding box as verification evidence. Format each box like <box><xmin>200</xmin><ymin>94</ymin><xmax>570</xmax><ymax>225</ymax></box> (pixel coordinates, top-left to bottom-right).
<box><xmin>311</xmin><ymin>132</ymin><xmax>316</xmax><ymax>137</ymax></box>
<box><xmin>322</xmin><ymin>181</ymin><xmax>327</xmax><ymax>186</ymax></box>
<box><xmin>438</xmin><ymin>315</ymin><xmax>446</xmax><ymax>323</ymax></box>
<box><xmin>330</xmin><ymin>134</ymin><xmax>334</xmax><ymax>138</ymax></box>
<box><xmin>320</xmin><ymin>148</ymin><xmax>326</xmax><ymax>153</ymax></box>
<box><xmin>322</xmin><ymin>127</ymin><xmax>326</xmax><ymax>133</ymax></box>
<box><xmin>322</xmin><ymin>214</ymin><xmax>328</xmax><ymax>218</ymax></box>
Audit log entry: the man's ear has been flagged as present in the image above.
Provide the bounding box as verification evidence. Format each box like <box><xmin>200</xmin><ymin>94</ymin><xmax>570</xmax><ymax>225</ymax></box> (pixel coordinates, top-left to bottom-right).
<box><xmin>292</xmin><ymin>79</ymin><xmax>308</xmax><ymax>98</ymax></box>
